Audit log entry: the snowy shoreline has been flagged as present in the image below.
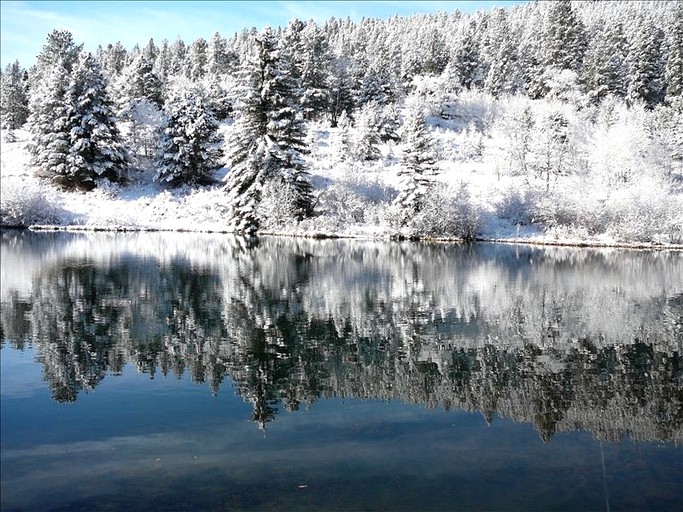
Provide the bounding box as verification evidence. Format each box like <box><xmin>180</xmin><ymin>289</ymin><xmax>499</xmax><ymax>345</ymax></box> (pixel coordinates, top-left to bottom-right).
<box><xmin>6</xmin><ymin>223</ymin><xmax>681</xmax><ymax>251</ymax></box>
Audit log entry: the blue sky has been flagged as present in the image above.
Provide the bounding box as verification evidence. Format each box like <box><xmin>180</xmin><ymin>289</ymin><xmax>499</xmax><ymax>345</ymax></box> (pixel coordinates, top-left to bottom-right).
<box><xmin>1</xmin><ymin>1</ymin><xmax>524</xmax><ymax>68</ymax></box>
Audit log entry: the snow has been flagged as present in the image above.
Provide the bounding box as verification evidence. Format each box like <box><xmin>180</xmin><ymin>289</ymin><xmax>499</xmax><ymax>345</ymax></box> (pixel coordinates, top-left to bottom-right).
<box><xmin>2</xmin><ymin>89</ymin><xmax>682</xmax><ymax>250</ymax></box>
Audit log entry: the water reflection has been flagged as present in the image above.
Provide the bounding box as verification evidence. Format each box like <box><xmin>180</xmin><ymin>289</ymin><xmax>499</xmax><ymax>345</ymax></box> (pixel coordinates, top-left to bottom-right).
<box><xmin>1</xmin><ymin>230</ymin><xmax>681</xmax><ymax>442</ymax></box>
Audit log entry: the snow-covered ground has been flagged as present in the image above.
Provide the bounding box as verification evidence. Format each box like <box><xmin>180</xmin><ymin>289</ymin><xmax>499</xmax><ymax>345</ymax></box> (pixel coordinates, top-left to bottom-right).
<box><xmin>2</xmin><ymin>93</ymin><xmax>682</xmax><ymax>250</ymax></box>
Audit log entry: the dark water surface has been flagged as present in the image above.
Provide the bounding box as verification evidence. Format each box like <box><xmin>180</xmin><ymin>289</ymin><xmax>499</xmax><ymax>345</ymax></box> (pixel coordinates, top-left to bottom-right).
<box><xmin>1</xmin><ymin>230</ymin><xmax>681</xmax><ymax>511</ymax></box>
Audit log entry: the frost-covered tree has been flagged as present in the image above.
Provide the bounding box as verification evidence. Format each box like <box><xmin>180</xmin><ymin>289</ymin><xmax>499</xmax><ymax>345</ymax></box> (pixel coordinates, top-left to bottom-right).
<box><xmin>583</xmin><ymin>21</ymin><xmax>628</xmax><ymax>102</ymax></box>
<box><xmin>300</xmin><ymin>21</ymin><xmax>332</xmax><ymax>120</ymax></box>
<box><xmin>450</xmin><ymin>18</ymin><xmax>482</xmax><ymax>90</ymax></box>
<box><xmin>186</xmin><ymin>37</ymin><xmax>208</xmax><ymax>81</ymax></box>
<box><xmin>665</xmin><ymin>4</ymin><xmax>683</xmax><ymax>101</ymax></box>
<box><xmin>64</xmin><ymin>53</ymin><xmax>128</xmax><ymax>188</ymax></box>
<box><xmin>27</xmin><ymin>64</ymin><xmax>72</xmax><ymax>183</ymax></box>
<box><xmin>394</xmin><ymin>108</ymin><xmax>438</xmax><ymax>213</ymax></box>
<box><xmin>543</xmin><ymin>0</ymin><xmax>587</xmax><ymax>74</ymax></box>
<box><xmin>33</xmin><ymin>30</ymin><xmax>82</xmax><ymax>83</ymax></box>
<box><xmin>353</xmin><ymin>102</ymin><xmax>382</xmax><ymax>161</ymax></box>
<box><xmin>27</xmin><ymin>51</ymin><xmax>127</xmax><ymax>190</ymax></box>
<box><xmin>326</xmin><ymin>57</ymin><xmax>355</xmax><ymax>127</ymax></box>
<box><xmin>27</xmin><ymin>31</ymin><xmax>81</xmax><ymax>185</ymax></box>
<box><xmin>0</xmin><ymin>60</ymin><xmax>29</xmax><ymax>130</ymax></box>
<box><xmin>118</xmin><ymin>55</ymin><xmax>163</xmax><ymax>108</ymax></box>
<box><xmin>155</xmin><ymin>89</ymin><xmax>223</xmax><ymax>187</ymax></box>
<box><xmin>627</xmin><ymin>19</ymin><xmax>666</xmax><ymax>109</ymax></box>
<box><xmin>224</xmin><ymin>27</ymin><xmax>313</xmax><ymax>232</ymax></box>
<box><xmin>484</xmin><ymin>13</ymin><xmax>523</xmax><ymax>97</ymax></box>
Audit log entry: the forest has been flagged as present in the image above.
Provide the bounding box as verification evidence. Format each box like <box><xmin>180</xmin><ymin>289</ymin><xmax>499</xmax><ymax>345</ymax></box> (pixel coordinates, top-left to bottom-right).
<box><xmin>1</xmin><ymin>0</ymin><xmax>682</xmax><ymax>245</ymax></box>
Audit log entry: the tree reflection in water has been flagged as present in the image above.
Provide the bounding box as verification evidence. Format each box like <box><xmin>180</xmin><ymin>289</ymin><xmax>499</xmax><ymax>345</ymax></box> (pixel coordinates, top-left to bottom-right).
<box><xmin>1</xmin><ymin>230</ymin><xmax>681</xmax><ymax>442</ymax></box>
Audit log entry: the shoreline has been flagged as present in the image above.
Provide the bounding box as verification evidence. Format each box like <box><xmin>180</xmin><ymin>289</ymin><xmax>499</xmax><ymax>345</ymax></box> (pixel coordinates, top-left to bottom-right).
<box><xmin>4</xmin><ymin>223</ymin><xmax>682</xmax><ymax>251</ymax></box>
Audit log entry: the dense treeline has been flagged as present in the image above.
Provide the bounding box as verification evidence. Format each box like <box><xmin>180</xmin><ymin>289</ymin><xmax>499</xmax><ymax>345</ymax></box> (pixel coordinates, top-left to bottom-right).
<box><xmin>0</xmin><ymin>0</ymin><xmax>682</xmax><ymax>238</ymax></box>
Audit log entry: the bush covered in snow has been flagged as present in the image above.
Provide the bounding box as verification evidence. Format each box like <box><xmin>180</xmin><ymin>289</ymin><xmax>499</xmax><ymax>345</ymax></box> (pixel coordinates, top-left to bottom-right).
<box><xmin>0</xmin><ymin>177</ymin><xmax>68</xmax><ymax>226</ymax></box>
<box><xmin>394</xmin><ymin>183</ymin><xmax>481</xmax><ymax>240</ymax></box>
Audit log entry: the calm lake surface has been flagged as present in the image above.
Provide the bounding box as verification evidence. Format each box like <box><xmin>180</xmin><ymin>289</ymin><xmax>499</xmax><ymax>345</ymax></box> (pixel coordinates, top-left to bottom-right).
<box><xmin>1</xmin><ymin>230</ymin><xmax>681</xmax><ymax>512</ymax></box>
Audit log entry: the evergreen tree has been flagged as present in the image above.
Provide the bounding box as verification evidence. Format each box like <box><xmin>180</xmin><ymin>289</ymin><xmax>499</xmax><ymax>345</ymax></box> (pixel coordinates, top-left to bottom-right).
<box><xmin>484</xmin><ymin>13</ymin><xmax>522</xmax><ymax>97</ymax></box>
<box><xmin>543</xmin><ymin>0</ymin><xmax>587</xmax><ymax>74</ymax></box>
<box><xmin>65</xmin><ymin>53</ymin><xmax>128</xmax><ymax>188</ymax></box>
<box><xmin>33</xmin><ymin>30</ymin><xmax>82</xmax><ymax>82</ymax></box>
<box><xmin>26</xmin><ymin>31</ymin><xmax>81</xmax><ymax>185</ymax></box>
<box><xmin>0</xmin><ymin>60</ymin><xmax>29</xmax><ymax>130</ymax></box>
<box><xmin>207</xmin><ymin>32</ymin><xmax>238</xmax><ymax>77</ymax></box>
<box><xmin>300</xmin><ymin>21</ymin><xmax>332</xmax><ymax>120</ymax></box>
<box><xmin>353</xmin><ymin>102</ymin><xmax>382</xmax><ymax>161</ymax></box>
<box><xmin>583</xmin><ymin>21</ymin><xmax>628</xmax><ymax>102</ymax></box>
<box><xmin>395</xmin><ymin>108</ymin><xmax>438</xmax><ymax>213</ymax></box>
<box><xmin>665</xmin><ymin>4</ymin><xmax>683</xmax><ymax>100</ymax></box>
<box><xmin>118</xmin><ymin>55</ymin><xmax>163</xmax><ymax>108</ymax></box>
<box><xmin>27</xmin><ymin>64</ymin><xmax>72</xmax><ymax>184</ymax></box>
<box><xmin>450</xmin><ymin>19</ymin><xmax>481</xmax><ymax>90</ymax></box>
<box><xmin>627</xmin><ymin>19</ymin><xmax>666</xmax><ymax>108</ymax></box>
<box><xmin>186</xmin><ymin>37</ymin><xmax>208</xmax><ymax>81</ymax></box>
<box><xmin>326</xmin><ymin>57</ymin><xmax>355</xmax><ymax>127</ymax></box>
<box><xmin>156</xmin><ymin>89</ymin><xmax>223</xmax><ymax>187</ymax></box>
<box><xmin>224</xmin><ymin>27</ymin><xmax>313</xmax><ymax>233</ymax></box>
<box><xmin>101</xmin><ymin>42</ymin><xmax>127</xmax><ymax>78</ymax></box>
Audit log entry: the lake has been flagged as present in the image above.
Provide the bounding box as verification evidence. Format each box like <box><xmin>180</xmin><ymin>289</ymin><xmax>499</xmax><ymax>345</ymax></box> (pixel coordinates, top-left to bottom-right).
<box><xmin>1</xmin><ymin>230</ymin><xmax>681</xmax><ymax>511</ymax></box>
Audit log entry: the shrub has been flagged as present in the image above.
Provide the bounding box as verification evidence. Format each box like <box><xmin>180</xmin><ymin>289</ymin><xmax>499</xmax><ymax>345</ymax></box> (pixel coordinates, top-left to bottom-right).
<box><xmin>402</xmin><ymin>182</ymin><xmax>481</xmax><ymax>240</ymax></box>
<box><xmin>0</xmin><ymin>177</ymin><xmax>67</xmax><ymax>226</ymax></box>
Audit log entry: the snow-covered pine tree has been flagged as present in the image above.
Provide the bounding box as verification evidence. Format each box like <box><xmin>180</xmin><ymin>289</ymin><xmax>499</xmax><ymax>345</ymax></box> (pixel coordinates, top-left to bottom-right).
<box><xmin>353</xmin><ymin>101</ymin><xmax>382</xmax><ymax>161</ymax></box>
<box><xmin>65</xmin><ymin>53</ymin><xmax>128</xmax><ymax>188</ymax></box>
<box><xmin>484</xmin><ymin>11</ymin><xmax>523</xmax><ymax>97</ymax></box>
<box><xmin>627</xmin><ymin>18</ymin><xmax>666</xmax><ymax>109</ymax></box>
<box><xmin>665</xmin><ymin>3</ymin><xmax>683</xmax><ymax>101</ymax></box>
<box><xmin>0</xmin><ymin>60</ymin><xmax>29</xmax><ymax>130</ymax></box>
<box><xmin>118</xmin><ymin>55</ymin><xmax>164</xmax><ymax>108</ymax></box>
<box><xmin>224</xmin><ymin>27</ymin><xmax>313</xmax><ymax>233</ymax></box>
<box><xmin>394</xmin><ymin>107</ymin><xmax>438</xmax><ymax>214</ymax></box>
<box><xmin>538</xmin><ymin>0</ymin><xmax>587</xmax><ymax>98</ymax></box>
<box><xmin>326</xmin><ymin>57</ymin><xmax>355</xmax><ymax>127</ymax></box>
<box><xmin>300</xmin><ymin>21</ymin><xmax>332</xmax><ymax>120</ymax></box>
<box><xmin>26</xmin><ymin>31</ymin><xmax>82</xmax><ymax>186</ymax></box>
<box><xmin>27</xmin><ymin>64</ymin><xmax>72</xmax><ymax>184</ymax></box>
<box><xmin>450</xmin><ymin>18</ymin><xmax>483</xmax><ymax>90</ymax></box>
<box><xmin>186</xmin><ymin>37</ymin><xmax>208</xmax><ymax>81</ymax></box>
<box><xmin>582</xmin><ymin>21</ymin><xmax>628</xmax><ymax>102</ymax></box>
<box><xmin>155</xmin><ymin>89</ymin><xmax>223</xmax><ymax>187</ymax></box>
<box><xmin>115</xmin><ymin>55</ymin><xmax>165</xmax><ymax>160</ymax></box>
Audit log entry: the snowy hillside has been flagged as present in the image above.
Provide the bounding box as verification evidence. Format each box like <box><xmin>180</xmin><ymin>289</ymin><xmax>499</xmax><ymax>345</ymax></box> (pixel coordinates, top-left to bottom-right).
<box><xmin>1</xmin><ymin>0</ymin><xmax>682</xmax><ymax>248</ymax></box>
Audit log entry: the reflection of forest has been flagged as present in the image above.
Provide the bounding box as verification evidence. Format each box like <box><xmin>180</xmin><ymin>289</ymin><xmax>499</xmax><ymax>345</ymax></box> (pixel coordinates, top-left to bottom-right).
<box><xmin>1</xmin><ymin>231</ymin><xmax>682</xmax><ymax>442</ymax></box>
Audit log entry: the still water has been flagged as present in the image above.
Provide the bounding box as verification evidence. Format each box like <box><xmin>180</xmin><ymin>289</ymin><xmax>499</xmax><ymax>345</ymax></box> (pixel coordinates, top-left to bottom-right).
<box><xmin>1</xmin><ymin>230</ymin><xmax>681</xmax><ymax>511</ymax></box>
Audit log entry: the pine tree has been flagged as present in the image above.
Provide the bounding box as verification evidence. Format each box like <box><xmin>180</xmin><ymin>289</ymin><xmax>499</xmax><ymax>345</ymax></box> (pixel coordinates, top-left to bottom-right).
<box><xmin>451</xmin><ymin>19</ymin><xmax>481</xmax><ymax>90</ymax></box>
<box><xmin>118</xmin><ymin>55</ymin><xmax>163</xmax><ymax>108</ymax></box>
<box><xmin>300</xmin><ymin>21</ymin><xmax>332</xmax><ymax>120</ymax></box>
<box><xmin>543</xmin><ymin>0</ymin><xmax>587</xmax><ymax>74</ymax></box>
<box><xmin>224</xmin><ymin>27</ymin><xmax>313</xmax><ymax>233</ymax></box>
<box><xmin>186</xmin><ymin>37</ymin><xmax>208</xmax><ymax>81</ymax></box>
<box><xmin>65</xmin><ymin>53</ymin><xmax>128</xmax><ymax>187</ymax></box>
<box><xmin>353</xmin><ymin>102</ymin><xmax>382</xmax><ymax>161</ymax></box>
<box><xmin>583</xmin><ymin>21</ymin><xmax>628</xmax><ymax>102</ymax></box>
<box><xmin>395</xmin><ymin>108</ymin><xmax>438</xmax><ymax>214</ymax></box>
<box><xmin>0</xmin><ymin>60</ymin><xmax>29</xmax><ymax>130</ymax></box>
<box><xmin>326</xmin><ymin>57</ymin><xmax>355</xmax><ymax>127</ymax></box>
<box><xmin>484</xmin><ymin>13</ymin><xmax>522</xmax><ymax>97</ymax></box>
<box><xmin>665</xmin><ymin>4</ymin><xmax>683</xmax><ymax>100</ymax></box>
<box><xmin>156</xmin><ymin>89</ymin><xmax>223</xmax><ymax>187</ymax></box>
<box><xmin>627</xmin><ymin>19</ymin><xmax>666</xmax><ymax>109</ymax></box>
<box><xmin>26</xmin><ymin>31</ymin><xmax>82</xmax><ymax>186</ymax></box>
<box><xmin>27</xmin><ymin>64</ymin><xmax>72</xmax><ymax>184</ymax></box>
